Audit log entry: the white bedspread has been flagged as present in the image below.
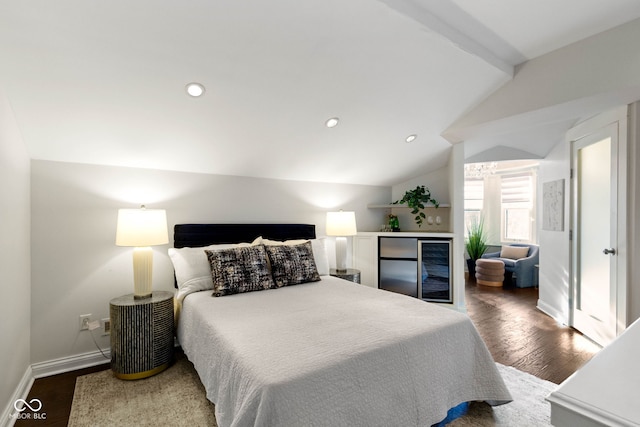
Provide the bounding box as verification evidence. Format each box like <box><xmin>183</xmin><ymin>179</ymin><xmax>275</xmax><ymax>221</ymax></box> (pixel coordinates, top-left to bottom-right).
<box><xmin>177</xmin><ymin>276</ymin><xmax>511</xmax><ymax>427</ymax></box>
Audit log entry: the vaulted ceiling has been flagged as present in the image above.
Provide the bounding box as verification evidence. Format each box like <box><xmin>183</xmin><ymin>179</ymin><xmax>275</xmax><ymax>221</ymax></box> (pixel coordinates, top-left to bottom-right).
<box><xmin>2</xmin><ymin>0</ymin><xmax>640</xmax><ymax>185</ymax></box>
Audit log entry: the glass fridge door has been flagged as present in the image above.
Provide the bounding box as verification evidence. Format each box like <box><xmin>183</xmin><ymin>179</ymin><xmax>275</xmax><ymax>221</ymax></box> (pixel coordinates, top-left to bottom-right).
<box><xmin>418</xmin><ymin>240</ymin><xmax>452</xmax><ymax>303</ymax></box>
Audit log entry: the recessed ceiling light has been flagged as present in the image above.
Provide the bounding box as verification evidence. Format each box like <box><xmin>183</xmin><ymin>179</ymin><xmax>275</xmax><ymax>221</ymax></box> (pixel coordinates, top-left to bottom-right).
<box><xmin>405</xmin><ymin>134</ymin><xmax>417</xmax><ymax>143</ymax></box>
<box><xmin>325</xmin><ymin>117</ymin><xmax>339</xmax><ymax>128</ymax></box>
<box><xmin>185</xmin><ymin>82</ymin><xmax>205</xmax><ymax>97</ymax></box>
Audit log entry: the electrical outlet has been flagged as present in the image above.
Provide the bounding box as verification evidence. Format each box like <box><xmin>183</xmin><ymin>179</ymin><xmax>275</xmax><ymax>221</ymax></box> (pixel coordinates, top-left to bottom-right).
<box><xmin>87</xmin><ymin>320</ymin><xmax>100</xmax><ymax>331</ymax></box>
<box><xmin>101</xmin><ymin>318</ymin><xmax>111</xmax><ymax>336</ymax></box>
<box><xmin>79</xmin><ymin>314</ymin><xmax>91</xmax><ymax>331</ymax></box>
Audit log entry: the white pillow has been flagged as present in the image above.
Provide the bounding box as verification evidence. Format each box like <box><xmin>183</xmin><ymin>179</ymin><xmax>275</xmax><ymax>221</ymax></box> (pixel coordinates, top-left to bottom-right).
<box><xmin>500</xmin><ymin>245</ymin><xmax>530</xmax><ymax>260</ymax></box>
<box><xmin>170</xmin><ymin>237</ymin><xmax>263</xmax><ymax>302</ymax></box>
<box><xmin>262</xmin><ymin>237</ymin><xmax>330</xmax><ymax>276</ymax></box>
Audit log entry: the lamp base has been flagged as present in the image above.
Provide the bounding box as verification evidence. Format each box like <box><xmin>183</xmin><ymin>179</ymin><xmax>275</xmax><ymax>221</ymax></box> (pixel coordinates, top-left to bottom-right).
<box><xmin>335</xmin><ymin>236</ymin><xmax>348</xmax><ymax>272</ymax></box>
<box><xmin>132</xmin><ymin>247</ymin><xmax>154</xmax><ymax>299</ymax></box>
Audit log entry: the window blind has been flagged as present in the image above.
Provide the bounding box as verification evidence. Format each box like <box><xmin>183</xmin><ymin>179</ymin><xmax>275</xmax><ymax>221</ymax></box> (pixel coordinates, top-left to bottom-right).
<box><xmin>501</xmin><ymin>173</ymin><xmax>533</xmax><ymax>206</ymax></box>
<box><xmin>464</xmin><ymin>178</ymin><xmax>484</xmax><ymax>210</ymax></box>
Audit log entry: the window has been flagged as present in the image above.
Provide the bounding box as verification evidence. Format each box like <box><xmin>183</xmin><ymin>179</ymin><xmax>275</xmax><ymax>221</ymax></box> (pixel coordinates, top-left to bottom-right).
<box><xmin>464</xmin><ymin>178</ymin><xmax>483</xmax><ymax>238</ymax></box>
<box><xmin>504</xmin><ymin>208</ymin><xmax>531</xmax><ymax>240</ymax></box>
<box><xmin>501</xmin><ymin>173</ymin><xmax>535</xmax><ymax>242</ymax></box>
<box><xmin>464</xmin><ymin>161</ymin><xmax>538</xmax><ymax>245</ymax></box>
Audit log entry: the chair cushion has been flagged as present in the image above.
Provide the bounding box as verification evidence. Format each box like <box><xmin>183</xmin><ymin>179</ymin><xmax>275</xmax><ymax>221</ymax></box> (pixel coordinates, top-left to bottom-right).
<box><xmin>500</xmin><ymin>245</ymin><xmax>530</xmax><ymax>260</ymax></box>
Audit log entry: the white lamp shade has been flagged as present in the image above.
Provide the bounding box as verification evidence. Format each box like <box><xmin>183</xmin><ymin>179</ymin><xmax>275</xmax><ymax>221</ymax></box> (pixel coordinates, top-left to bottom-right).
<box><xmin>326</xmin><ymin>211</ymin><xmax>357</xmax><ymax>236</ymax></box>
<box><xmin>116</xmin><ymin>207</ymin><xmax>169</xmax><ymax>247</ymax></box>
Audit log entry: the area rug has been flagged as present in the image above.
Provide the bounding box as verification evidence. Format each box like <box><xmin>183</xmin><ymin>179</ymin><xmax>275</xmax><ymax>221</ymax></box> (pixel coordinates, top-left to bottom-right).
<box><xmin>449</xmin><ymin>364</ymin><xmax>556</xmax><ymax>426</ymax></box>
<box><xmin>69</xmin><ymin>359</ymin><xmax>556</xmax><ymax>426</ymax></box>
<box><xmin>68</xmin><ymin>358</ymin><xmax>216</xmax><ymax>427</ymax></box>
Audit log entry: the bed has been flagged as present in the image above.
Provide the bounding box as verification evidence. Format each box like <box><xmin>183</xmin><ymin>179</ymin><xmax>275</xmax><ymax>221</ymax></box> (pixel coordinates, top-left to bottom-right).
<box><xmin>171</xmin><ymin>224</ymin><xmax>511</xmax><ymax>427</ymax></box>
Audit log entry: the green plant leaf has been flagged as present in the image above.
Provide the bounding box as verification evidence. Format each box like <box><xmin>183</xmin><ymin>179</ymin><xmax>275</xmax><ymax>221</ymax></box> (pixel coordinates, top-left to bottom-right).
<box><xmin>393</xmin><ymin>185</ymin><xmax>439</xmax><ymax>228</ymax></box>
<box><xmin>465</xmin><ymin>217</ymin><xmax>488</xmax><ymax>260</ymax></box>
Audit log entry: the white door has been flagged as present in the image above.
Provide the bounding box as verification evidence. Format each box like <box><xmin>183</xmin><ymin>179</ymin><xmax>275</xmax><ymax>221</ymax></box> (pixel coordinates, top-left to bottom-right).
<box><xmin>571</xmin><ymin>122</ymin><xmax>618</xmax><ymax>346</ymax></box>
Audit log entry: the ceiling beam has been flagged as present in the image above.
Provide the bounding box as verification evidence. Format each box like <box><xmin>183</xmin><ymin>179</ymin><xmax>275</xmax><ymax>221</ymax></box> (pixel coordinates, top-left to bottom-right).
<box><xmin>377</xmin><ymin>0</ymin><xmax>521</xmax><ymax>76</ymax></box>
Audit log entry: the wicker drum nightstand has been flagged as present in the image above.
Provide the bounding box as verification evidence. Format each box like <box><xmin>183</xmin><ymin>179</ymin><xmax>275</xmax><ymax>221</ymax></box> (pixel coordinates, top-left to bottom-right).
<box><xmin>330</xmin><ymin>268</ymin><xmax>361</xmax><ymax>284</ymax></box>
<box><xmin>109</xmin><ymin>291</ymin><xmax>174</xmax><ymax>380</ymax></box>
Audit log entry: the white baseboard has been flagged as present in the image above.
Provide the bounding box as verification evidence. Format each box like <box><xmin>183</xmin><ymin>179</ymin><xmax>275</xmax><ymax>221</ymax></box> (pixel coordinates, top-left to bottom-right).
<box><xmin>537</xmin><ymin>299</ymin><xmax>569</xmax><ymax>325</ymax></box>
<box><xmin>31</xmin><ymin>348</ymin><xmax>110</xmax><ymax>379</ymax></box>
<box><xmin>0</xmin><ymin>366</ymin><xmax>34</xmax><ymax>427</ymax></box>
<box><xmin>2</xmin><ymin>349</ymin><xmax>110</xmax><ymax>427</ymax></box>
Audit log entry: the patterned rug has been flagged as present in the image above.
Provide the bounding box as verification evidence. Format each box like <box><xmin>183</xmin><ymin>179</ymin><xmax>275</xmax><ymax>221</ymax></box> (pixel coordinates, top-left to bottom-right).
<box><xmin>69</xmin><ymin>358</ymin><xmax>556</xmax><ymax>426</ymax></box>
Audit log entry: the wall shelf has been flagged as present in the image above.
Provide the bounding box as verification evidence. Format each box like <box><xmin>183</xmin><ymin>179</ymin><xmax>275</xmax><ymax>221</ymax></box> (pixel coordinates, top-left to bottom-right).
<box><xmin>367</xmin><ymin>203</ymin><xmax>450</xmax><ymax>209</ymax></box>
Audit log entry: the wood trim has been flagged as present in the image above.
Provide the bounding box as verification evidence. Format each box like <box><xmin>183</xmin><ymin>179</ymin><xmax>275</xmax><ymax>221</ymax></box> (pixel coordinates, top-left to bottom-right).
<box><xmin>1</xmin><ymin>366</ymin><xmax>34</xmax><ymax>426</ymax></box>
<box><xmin>31</xmin><ymin>349</ymin><xmax>111</xmax><ymax>379</ymax></box>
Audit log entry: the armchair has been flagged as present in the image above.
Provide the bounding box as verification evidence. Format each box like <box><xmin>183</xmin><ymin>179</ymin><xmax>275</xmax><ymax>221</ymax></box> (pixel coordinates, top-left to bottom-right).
<box><xmin>481</xmin><ymin>244</ymin><xmax>539</xmax><ymax>288</ymax></box>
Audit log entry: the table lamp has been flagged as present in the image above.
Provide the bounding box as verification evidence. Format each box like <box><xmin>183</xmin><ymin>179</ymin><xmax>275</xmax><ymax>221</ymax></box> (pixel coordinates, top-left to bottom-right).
<box><xmin>116</xmin><ymin>205</ymin><xmax>168</xmax><ymax>299</ymax></box>
<box><xmin>326</xmin><ymin>211</ymin><xmax>357</xmax><ymax>273</ymax></box>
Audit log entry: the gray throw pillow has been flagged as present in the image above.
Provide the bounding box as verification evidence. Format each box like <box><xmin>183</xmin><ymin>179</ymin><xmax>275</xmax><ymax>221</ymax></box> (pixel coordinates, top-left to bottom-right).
<box><xmin>265</xmin><ymin>241</ymin><xmax>321</xmax><ymax>287</ymax></box>
<box><xmin>205</xmin><ymin>245</ymin><xmax>275</xmax><ymax>297</ymax></box>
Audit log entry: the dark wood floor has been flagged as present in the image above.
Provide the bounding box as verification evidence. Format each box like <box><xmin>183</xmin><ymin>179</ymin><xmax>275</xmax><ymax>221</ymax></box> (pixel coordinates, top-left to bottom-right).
<box><xmin>465</xmin><ymin>278</ymin><xmax>600</xmax><ymax>384</ymax></box>
<box><xmin>14</xmin><ymin>363</ymin><xmax>110</xmax><ymax>427</ymax></box>
<box><xmin>15</xmin><ymin>281</ymin><xmax>600</xmax><ymax>426</ymax></box>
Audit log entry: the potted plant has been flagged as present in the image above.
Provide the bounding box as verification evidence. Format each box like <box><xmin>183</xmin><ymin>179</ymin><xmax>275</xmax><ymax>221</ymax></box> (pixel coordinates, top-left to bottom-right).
<box><xmin>465</xmin><ymin>217</ymin><xmax>488</xmax><ymax>279</ymax></box>
<box><xmin>387</xmin><ymin>214</ymin><xmax>400</xmax><ymax>231</ymax></box>
<box><xmin>393</xmin><ymin>185</ymin><xmax>439</xmax><ymax>227</ymax></box>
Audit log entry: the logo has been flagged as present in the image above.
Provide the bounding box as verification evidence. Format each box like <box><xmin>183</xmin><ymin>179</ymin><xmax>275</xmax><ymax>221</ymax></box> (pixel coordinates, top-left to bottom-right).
<box><xmin>14</xmin><ymin>398</ymin><xmax>42</xmax><ymax>412</ymax></box>
<box><xmin>11</xmin><ymin>398</ymin><xmax>46</xmax><ymax>420</ymax></box>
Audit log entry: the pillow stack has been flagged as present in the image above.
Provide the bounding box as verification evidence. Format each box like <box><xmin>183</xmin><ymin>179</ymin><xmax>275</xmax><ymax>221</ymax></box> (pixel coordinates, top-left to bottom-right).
<box><xmin>169</xmin><ymin>237</ymin><xmax>329</xmax><ymax>301</ymax></box>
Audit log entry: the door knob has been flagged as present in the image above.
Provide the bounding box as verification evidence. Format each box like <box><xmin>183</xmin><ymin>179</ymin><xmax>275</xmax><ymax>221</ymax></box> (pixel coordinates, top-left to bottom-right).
<box><xmin>603</xmin><ymin>248</ymin><xmax>616</xmax><ymax>255</ymax></box>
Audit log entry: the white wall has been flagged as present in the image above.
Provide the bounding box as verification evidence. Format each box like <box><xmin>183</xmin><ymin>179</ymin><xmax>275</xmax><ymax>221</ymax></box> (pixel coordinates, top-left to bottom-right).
<box><xmin>30</xmin><ymin>160</ymin><xmax>390</xmax><ymax>364</ymax></box>
<box><xmin>391</xmin><ymin>167</ymin><xmax>450</xmax><ymax>204</ymax></box>
<box><xmin>537</xmin><ymin>139</ymin><xmax>571</xmax><ymax>323</ymax></box>
<box><xmin>0</xmin><ymin>89</ymin><xmax>31</xmax><ymax>418</ymax></box>
<box><xmin>627</xmin><ymin>102</ymin><xmax>640</xmax><ymax>323</ymax></box>
<box><xmin>448</xmin><ymin>144</ymin><xmax>466</xmax><ymax>312</ymax></box>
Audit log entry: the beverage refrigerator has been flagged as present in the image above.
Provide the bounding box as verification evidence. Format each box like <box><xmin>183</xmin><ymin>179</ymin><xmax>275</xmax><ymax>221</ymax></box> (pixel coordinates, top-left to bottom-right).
<box><xmin>378</xmin><ymin>237</ymin><xmax>452</xmax><ymax>303</ymax></box>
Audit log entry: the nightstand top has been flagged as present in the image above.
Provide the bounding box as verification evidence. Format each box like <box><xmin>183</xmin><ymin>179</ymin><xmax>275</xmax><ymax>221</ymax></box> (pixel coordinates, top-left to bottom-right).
<box><xmin>110</xmin><ymin>290</ymin><xmax>174</xmax><ymax>306</ymax></box>
<box><xmin>330</xmin><ymin>268</ymin><xmax>361</xmax><ymax>275</ymax></box>
<box><xmin>329</xmin><ymin>268</ymin><xmax>361</xmax><ymax>284</ymax></box>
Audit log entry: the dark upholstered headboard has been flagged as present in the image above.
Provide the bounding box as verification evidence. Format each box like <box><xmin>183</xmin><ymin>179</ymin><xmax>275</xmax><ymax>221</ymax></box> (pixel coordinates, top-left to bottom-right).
<box><xmin>173</xmin><ymin>223</ymin><xmax>316</xmax><ymax>248</ymax></box>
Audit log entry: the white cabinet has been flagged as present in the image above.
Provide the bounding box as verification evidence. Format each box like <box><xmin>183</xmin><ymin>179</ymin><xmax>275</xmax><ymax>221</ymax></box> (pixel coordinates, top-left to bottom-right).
<box><xmin>353</xmin><ymin>234</ymin><xmax>377</xmax><ymax>287</ymax></box>
<box><xmin>547</xmin><ymin>318</ymin><xmax>640</xmax><ymax>426</ymax></box>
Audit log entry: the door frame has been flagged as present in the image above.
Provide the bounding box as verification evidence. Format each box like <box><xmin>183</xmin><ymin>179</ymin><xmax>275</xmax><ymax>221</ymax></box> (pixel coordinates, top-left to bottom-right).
<box><xmin>567</xmin><ymin>106</ymin><xmax>628</xmax><ymax>343</ymax></box>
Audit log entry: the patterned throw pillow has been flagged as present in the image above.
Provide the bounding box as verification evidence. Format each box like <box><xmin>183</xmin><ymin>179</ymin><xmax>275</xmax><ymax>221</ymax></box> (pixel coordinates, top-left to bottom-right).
<box><xmin>205</xmin><ymin>245</ymin><xmax>275</xmax><ymax>297</ymax></box>
<box><xmin>262</xmin><ymin>238</ymin><xmax>330</xmax><ymax>275</ymax></box>
<box><xmin>265</xmin><ymin>241</ymin><xmax>321</xmax><ymax>287</ymax></box>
